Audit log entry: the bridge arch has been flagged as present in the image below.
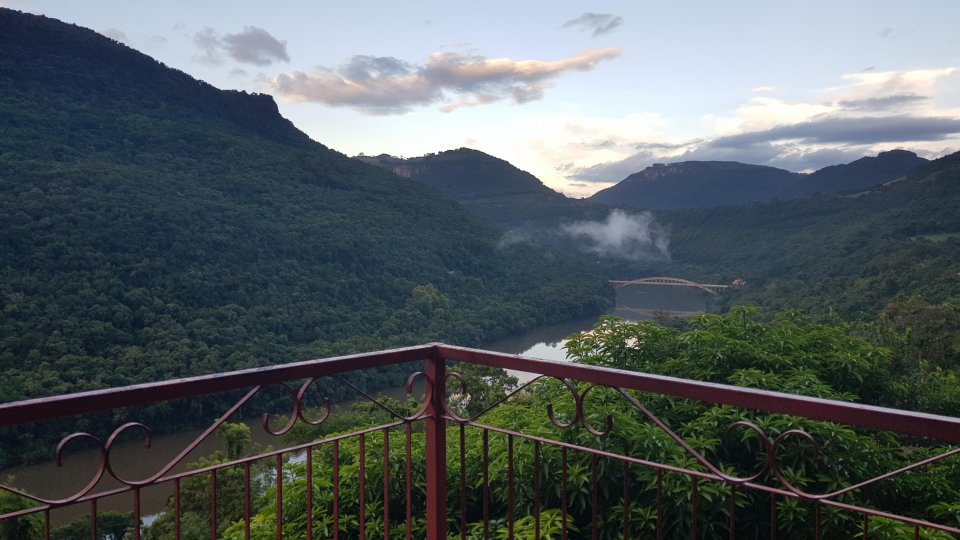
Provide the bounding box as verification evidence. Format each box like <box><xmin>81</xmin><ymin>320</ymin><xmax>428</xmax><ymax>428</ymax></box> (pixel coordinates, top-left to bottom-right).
<box><xmin>609</xmin><ymin>277</ymin><xmax>728</xmax><ymax>295</ymax></box>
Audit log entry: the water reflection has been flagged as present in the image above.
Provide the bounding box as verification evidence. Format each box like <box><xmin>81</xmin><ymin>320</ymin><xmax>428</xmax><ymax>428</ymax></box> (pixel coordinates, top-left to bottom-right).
<box><xmin>485</xmin><ymin>284</ymin><xmax>709</xmax><ymax>372</ymax></box>
<box><xmin>4</xmin><ymin>283</ymin><xmax>710</xmax><ymax>526</ymax></box>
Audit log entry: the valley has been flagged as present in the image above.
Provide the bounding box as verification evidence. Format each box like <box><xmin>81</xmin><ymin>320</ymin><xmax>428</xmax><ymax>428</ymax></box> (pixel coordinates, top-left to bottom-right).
<box><xmin>3</xmin><ymin>5</ymin><xmax>960</xmax><ymax>539</ymax></box>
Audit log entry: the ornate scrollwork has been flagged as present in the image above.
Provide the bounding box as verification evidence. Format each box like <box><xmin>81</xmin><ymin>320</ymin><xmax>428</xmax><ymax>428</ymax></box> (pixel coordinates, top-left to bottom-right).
<box><xmin>104</xmin><ymin>422</ymin><xmax>153</xmax><ymax>484</ymax></box>
<box><xmin>545</xmin><ymin>378</ymin><xmax>580</xmax><ymax>429</ymax></box>
<box><xmin>295</xmin><ymin>377</ymin><xmax>332</xmax><ymax>426</ymax></box>
<box><xmin>0</xmin><ymin>371</ymin><xmax>434</xmax><ymax>506</ymax></box>
<box><xmin>261</xmin><ymin>382</ymin><xmax>302</xmax><ymax>436</ymax></box>
<box><xmin>578</xmin><ymin>384</ymin><xmax>615</xmax><ymax>436</ymax></box>
<box><xmin>331</xmin><ymin>372</ymin><xmax>432</xmax><ymax>422</ymax></box>
<box><xmin>543</xmin><ymin>380</ymin><xmax>616</xmax><ymax>436</ymax></box>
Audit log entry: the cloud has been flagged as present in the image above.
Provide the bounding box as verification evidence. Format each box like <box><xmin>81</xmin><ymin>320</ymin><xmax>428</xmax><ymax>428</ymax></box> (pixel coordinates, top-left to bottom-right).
<box><xmin>193</xmin><ymin>26</ymin><xmax>289</xmax><ymax>66</ymax></box>
<box><xmin>571</xmin><ymin>115</ymin><xmax>960</xmax><ymax>181</ymax></box>
<box><xmin>838</xmin><ymin>68</ymin><xmax>956</xmax><ymax>98</ymax></box>
<box><xmin>102</xmin><ymin>28</ymin><xmax>129</xmax><ymax>44</ymax></box>
<box><xmin>571</xmin><ymin>146</ymin><xmax>667</xmax><ymax>182</ymax></box>
<box><xmin>562</xmin><ymin>13</ymin><xmax>624</xmax><ymax>36</ymax></box>
<box><xmin>562</xmin><ymin>210</ymin><xmax>669</xmax><ymax>261</ymax></box>
<box><xmin>559</xmin><ymin>67</ymin><xmax>960</xmax><ymax>184</ymax></box>
<box><xmin>269</xmin><ymin>48</ymin><xmax>621</xmax><ymax>115</ymax></box>
<box><xmin>709</xmin><ymin>115</ymin><xmax>960</xmax><ymax>146</ymax></box>
<box><xmin>497</xmin><ymin>229</ymin><xmax>533</xmax><ymax>249</ymax></box>
<box><xmin>836</xmin><ymin>93</ymin><xmax>928</xmax><ymax>111</ymax></box>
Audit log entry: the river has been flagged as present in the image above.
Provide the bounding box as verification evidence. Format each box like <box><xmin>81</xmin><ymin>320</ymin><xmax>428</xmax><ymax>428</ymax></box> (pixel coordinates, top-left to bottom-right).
<box><xmin>486</xmin><ymin>284</ymin><xmax>707</xmax><ymax>368</ymax></box>
<box><xmin>4</xmin><ymin>283</ymin><xmax>706</xmax><ymax>527</ymax></box>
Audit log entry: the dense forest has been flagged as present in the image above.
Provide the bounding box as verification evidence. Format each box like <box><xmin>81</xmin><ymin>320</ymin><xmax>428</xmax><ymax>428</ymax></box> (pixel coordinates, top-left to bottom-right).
<box><xmin>357</xmin><ymin>149</ymin><xmax>609</xmax><ymax>228</ymax></box>
<box><xmin>588</xmin><ymin>150</ymin><xmax>927</xmax><ymax>210</ymax></box>
<box><xmin>0</xmin><ymin>8</ymin><xmax>611</xmax><ymax>399</ymax></box>
<box><xmin>7</xmin><ymin>311</ymin><xmax>956</xmax><ymax>539</ymax></box>
<box><xmin>5</xmin><ymin>6</ymin><xmax>960</xmax><ymax>539</ymax></box>
<box><xmin>660</xmin><ymin>152</ymin><xmax>960</xmax><ymax>361</ymax></box>
<box><xmin>0</xmin><ymin>9</ymin><xmax>612</xmax><ymax>464</ymax></box>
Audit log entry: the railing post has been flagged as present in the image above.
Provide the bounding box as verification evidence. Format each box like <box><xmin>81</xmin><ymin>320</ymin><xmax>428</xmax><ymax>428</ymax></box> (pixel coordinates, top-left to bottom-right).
<box><xmin>424</xmin><ymin>350</ymin><xmax>448</xmax><ymax>539</ymax></box>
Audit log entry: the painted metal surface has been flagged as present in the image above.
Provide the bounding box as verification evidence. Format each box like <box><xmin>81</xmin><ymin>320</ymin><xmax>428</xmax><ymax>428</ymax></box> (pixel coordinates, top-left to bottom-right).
<box><xmin>1</xmin><ymin>343</ymin><xmax>959</xmax><ymax>538</ymax></box>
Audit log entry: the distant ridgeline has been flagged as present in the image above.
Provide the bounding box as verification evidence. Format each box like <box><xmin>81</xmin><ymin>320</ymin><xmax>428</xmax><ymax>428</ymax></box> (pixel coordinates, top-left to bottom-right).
<box><xmin>0</xmin><ymin>7</ymin><xmax>612</xmax><ymax>425</ymax></box>
<box><xmin>357</xmin><ymin>149</ymin><xmax>610</xmax><ymax>227</ymax></box>
<box><xmin>589</xmin><ymin>150</ymin><xmax>928</xmax><ymax>210</ymax></box>
<box><xmin>358</xmin><ymin>143</ymin><xmax>960</xmax><ymax>332</ymax></box>
<box><xmin>662</xmin><ymin>151</ymin><xmax>960</xmax><ymax>322</ymax></box>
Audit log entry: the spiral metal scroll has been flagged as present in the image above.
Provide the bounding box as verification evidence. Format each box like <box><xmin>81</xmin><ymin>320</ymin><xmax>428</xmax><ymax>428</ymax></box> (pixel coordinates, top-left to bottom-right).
<box><xmin>545</xmin><ymin>380</ymin><xmax>615</xmax><ymax>436</ymax></box>
<box><xmin>610</xmin><ymin>385</ymin><xmax>960</xmax><ymax>499</ymax></box>
<box><xmin>446</xmin><ymin>373</ymin><xmax>960</xmax><ymax>503</ymax></box>
<box><xmin>0</xmin><ymin>371</ymin><xmax>432</xmax><ymax>507</ymax></box>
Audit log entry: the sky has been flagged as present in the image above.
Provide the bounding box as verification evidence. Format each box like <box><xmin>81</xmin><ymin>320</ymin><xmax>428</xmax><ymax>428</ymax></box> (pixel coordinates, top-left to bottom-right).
<box><xmin>5</xmin><ymin>0</ymin><xmax>960</xmax><ymax>197</ymax></box>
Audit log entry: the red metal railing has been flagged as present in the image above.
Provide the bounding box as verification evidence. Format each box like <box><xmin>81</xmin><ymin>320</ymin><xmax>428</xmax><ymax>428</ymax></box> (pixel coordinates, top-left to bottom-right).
<box><xmin>2</xmin><ymin>343</ymin><xmax>960</xmax><ymax>538</ymax></box>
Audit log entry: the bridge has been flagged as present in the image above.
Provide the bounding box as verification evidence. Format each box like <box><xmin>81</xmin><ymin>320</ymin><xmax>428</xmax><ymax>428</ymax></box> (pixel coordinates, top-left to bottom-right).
<box><xmin>609</xmin><ymin>276</ymin><xmax>730</xmax><ymax>295</ymax></box>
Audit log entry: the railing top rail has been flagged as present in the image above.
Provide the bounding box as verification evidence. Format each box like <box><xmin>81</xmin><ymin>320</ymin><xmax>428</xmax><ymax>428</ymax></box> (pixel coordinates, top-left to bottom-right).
<box><xmin>3</xmin><ymin>342</ymin><xmax>960</xmax><ymax>443</ymax></box>
<box><xmin>0</xmin><ymin>343</ymin><xmax>436</xmax><ymax>427</ymax></box>
<box><xmin>436</xmin><ymin>344</ymin><xmax>960</xmax><ymax>443</ymax></box>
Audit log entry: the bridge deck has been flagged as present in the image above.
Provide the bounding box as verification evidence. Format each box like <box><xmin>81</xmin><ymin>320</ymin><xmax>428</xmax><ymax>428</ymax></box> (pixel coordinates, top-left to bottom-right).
<box><xmin>610</xmin><ymin>277</ymin><xmax>730</xmax><ymax>294</ymax></box>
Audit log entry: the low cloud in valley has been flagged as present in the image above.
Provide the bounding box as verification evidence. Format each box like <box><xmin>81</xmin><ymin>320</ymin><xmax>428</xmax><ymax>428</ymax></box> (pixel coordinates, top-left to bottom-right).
<box><xmin>562</xmin><ymin>210</ymin><xmax>669</xmax><ymax>261</ymax></box>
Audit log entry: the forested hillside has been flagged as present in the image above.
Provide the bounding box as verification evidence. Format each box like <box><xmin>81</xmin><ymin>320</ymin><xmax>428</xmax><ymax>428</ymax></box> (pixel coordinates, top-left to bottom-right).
<box><xmin>589</xmin><ymin>151</ymin><xmax>926</xmax><ymax>210</ymax></box>
<box><xmin>0</xmin><ymin>8</ymin><xmax>612</xmax><ymax>406</ymax></box>
<box><xmin>662</xmin><ymin>152</ymin><xmax>960</xmax><ymax>362</ymax></box>
<box><xmin>357</xmin><ymin>148</ymin><xmax>607</xmax><ymax>227</ymax></box>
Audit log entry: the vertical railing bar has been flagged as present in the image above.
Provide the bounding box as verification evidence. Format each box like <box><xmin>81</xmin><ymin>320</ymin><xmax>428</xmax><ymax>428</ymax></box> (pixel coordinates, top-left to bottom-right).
<box><xmin>591</xmin><ymin>454</ymin><xmax>598</xmax><ymax>540</ymax></box>
<box><xmin>690</xmin><ymin>476</ymin><xmax>698</xmax><ymax>540</ymax></box>
<box><xmin>211</xmin><ymin>469</ymin><xmax>218</xmax><ymax>540</ymax></box>
<box><xmin>407</xmin><ymin>422</ymin><xmax>413</xmax><ymax>540</ymax></box>
<box><xmin>384</xmin><ymin>427</ymin><xmax>390</xmax><ymax>540</ymax></box>
<box><xmin>814</xmin><ymin>501</ymin><xmax>820</xmax><ymax>540</ymax></box>
<box><xmin>862</xmin><ymin>513</ymin><xmax>868</xmax><ymax>540</ymax></box>
<box><xmin>483</xmin><ymin>428</ymin><xmax>490</xmax><ymax>540</ymax></box>
<box><xmin>174</xmin><ymin>478</ymin><xmax>181</xmax><ymax>540</ymax></box>
<box><xmin>90</xmin><ymin>499</ymin><xmax>97</xmax><ymax>540</ymax></box>
<box><xmin>728</xmin><ymin>485</ymin><xmax>736</xmax><ymax>540</ymax></box>
<box><xmin>44</xmin><ymin>508</ymin><xmax>50</xmax><ymax>540</ymax></box>
<box><xmin>244</xmin><ymin>462</ymin><xmax>251</xmax><ymax>540</ymax></box>
<box><xmin>914</xmin><ymin>523</ymin><xmax>919</xmax><ymax>539</ymax></box>
<box><xmin>134</xmin><ymin>487</ymin><xmax>142</xmax><ymax>540</ymax></box>
<box><xmin>656</xmin><ymin>470</ymin><xmax>663</xmax><ymax>540</ymax></box>
<box><xmin>424</xmin><ymin>354</ymin><xmax>447</xmax><ymax>540</ymax></box>
<box><xmin>770</xmin><ymin>493</ymin><xmax>777</xmax><ymax>540</ymax></box>
<box><xmin>360</xmin><ymin>432</ymin><xmax>366</xmax><ymax>540</ymax></box>
<box><xmin>534</xmin><ymin>440</ymin><xmax>541</xmax><ymax>540</ymax></box>
<box><xmin>333</xmin><ymin>439</ymin><xmax>340</xmax><ymax>540</ymax></box>
<box><xmin>275</xmin><ymin>454</ymin><xmax>283</xmax><ymax>540</ymax></box>
<box><xmin>508</xmin><ymin>434</ymin><xmax>514</xmax><ymax>540</ymax></box>
<box><xmin>307</xmin><ymin>447</ymin><xmax>314</xmax><ymax>540</ymax></box>
<box><xmin>460</xmin><ymin>423</ymin><xmax>467</xmax><ymax>540</ymax></box>
<box><xmin>561</xmin><ymin>447</ymin><xmax>568</xmax><ymax>540</ymax></box>
<box><xmin>622</xmin><ymin>461</ymin><xmax>629</xmax><ymax>540</ymax></box>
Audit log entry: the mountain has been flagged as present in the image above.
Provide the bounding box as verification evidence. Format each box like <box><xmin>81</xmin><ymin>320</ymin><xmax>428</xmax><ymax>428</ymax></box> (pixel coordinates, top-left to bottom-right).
<box><xmin>588</xmin><ymin>152</ymin><xmax>928</xmax><ymax>210</ymax></box>
<box><xmin>358</xmin><ymin>148</ymin><xmax>556</xmax><ymax>200</ymax></box>
<box><xmin>0</xmin><ymin>8</ymin><xmax>611</xmax><ymax>407</ymax></box>
<box><xmin>660</xmin><ymin>150</ymin><xmax>960</xmax><ymax>319</ymax></box>
<box><xmin>357</xmin><ymin>149</ymin><xmax>607</xmax><ymax>226</ymax></box>
<box><xmin>804</xmin><ymin>149</ymin><xmax>928</xmax><ymax>194</ymax></box>
<box><xmin>588</xmin><ymin>161</ymin><xmax>800</xmax><ymax>210</ymax></box>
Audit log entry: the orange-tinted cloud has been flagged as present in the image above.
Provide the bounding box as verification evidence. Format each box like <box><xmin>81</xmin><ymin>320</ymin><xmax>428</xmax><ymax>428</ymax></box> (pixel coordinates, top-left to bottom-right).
<box><xmin>269</xmin><ymin>48</ymin><xmax>621</xmax><ymax>115</ymax></box>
